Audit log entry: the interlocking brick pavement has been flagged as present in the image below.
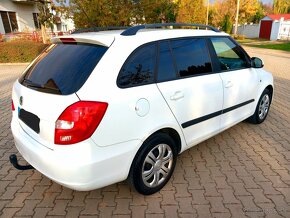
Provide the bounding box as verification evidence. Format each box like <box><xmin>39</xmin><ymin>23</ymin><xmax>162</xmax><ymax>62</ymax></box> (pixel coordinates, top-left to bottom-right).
<box><xmin>0</xmin><ymin>47</ymin><xmax>290</xmax><ymax>217</ymax></box>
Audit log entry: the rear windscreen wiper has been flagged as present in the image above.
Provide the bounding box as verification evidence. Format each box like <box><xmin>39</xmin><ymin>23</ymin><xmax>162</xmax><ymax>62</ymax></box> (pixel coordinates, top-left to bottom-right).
<box><xmin>23</xmin><ymin>78</ymin><xmax>61</xmax><ymax>94</ymax></box>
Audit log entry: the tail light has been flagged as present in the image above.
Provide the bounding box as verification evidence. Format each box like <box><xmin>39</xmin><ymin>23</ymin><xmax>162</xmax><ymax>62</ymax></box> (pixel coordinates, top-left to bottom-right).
<box><xmin>12</xmin><ymin>100</ymin><xmax>15</xmax><ymax>111</ymax></box>
<box><xmin>55</xmin><ymin>101</ymin><xmax>108</xmax><ymax>145</ymax></box>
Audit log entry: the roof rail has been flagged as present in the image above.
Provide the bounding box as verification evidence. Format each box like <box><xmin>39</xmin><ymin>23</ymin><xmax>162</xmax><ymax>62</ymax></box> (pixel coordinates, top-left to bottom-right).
<box><xmin>121</xmin><ymin>23</ymin><xmax>220</xmax><ymax>36</ymax></box>
<box><xmin>73</xmin><ymin>26</ymin><xmax>128</xmax><ymax>34</ymax></box>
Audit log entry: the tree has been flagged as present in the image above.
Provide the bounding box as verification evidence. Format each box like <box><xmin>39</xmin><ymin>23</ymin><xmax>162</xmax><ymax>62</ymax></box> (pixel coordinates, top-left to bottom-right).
<box><xmin>136</xmin><ymin>0</ymin><xmax>178</xmax><ymax>23</ymax></box>
<box><xmin>56</xmin><ymin>0</ymin><xmax>177</xmax><ymax>28</ymax></box>
<box><xmin>239</xmin><ymin>0</ymin><xmax>259</xmax><ymax>24</ymax></box>
<box><xmin>252</xmin><ymin>2</ymin><xmax>266</xmax><ymax>24</ymax></box>
<box><xmin>37</xmin><ymin>1</ymin><xmax>56</xmax><ymax>43</ymax></box>
<box><xmin>273</xmin><ymin>0</ymin><xmax>290</xmax><ymax>14</ymax></box>
<box><xmin>209</xmin><ymin>0</ymin><xmax>263</xmax><ymax>30</ymax></box>
<box><xmin>210</xmin><ymin>0</ymin><xmax>236</xmax><ymax>28</ymax></box>
<box><xmin>221</xmin><ymin>14</ymin><xmax>232</xmax><ymax>33</ymax></box>
<box><xmin>176</xmin><ymin>0</ymin><xmax>207</xmax><ymax>24</ymax></box>
<box><xmin>56</xmin><ymin>0</ymin><xmax>135</xmax><ymax>28</ymax></box>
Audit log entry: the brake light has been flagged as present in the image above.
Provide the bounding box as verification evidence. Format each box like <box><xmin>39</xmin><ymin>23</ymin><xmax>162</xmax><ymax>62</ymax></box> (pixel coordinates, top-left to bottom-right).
<box><xmin>55</xmin><ymin>101</ymin><xmax>108</xmax><ymax>145</ymax></box>
<box><xmin>12</xmin><ymin>100</ymin><xmax>15</xmax><ymax>111</ymax></box>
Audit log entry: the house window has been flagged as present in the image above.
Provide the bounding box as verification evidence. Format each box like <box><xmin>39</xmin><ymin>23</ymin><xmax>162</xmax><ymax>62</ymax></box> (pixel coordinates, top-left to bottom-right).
<box><xmin>33</xmin><ymin>13</ymin><xmax>40</xmax><ymax>29</ymax></box>
<box><xmin>0</xmin><ymin>11</ymin><xmax>18</xmax><ymax>33</ymax></box>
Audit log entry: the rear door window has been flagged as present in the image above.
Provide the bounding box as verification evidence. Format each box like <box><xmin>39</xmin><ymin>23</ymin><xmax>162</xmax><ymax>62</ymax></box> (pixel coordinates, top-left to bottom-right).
<box><xmin>19</xmin><ymin>43</ymin><xmax>108</xmax><ymax>95</ymax></box>
<box><xmin>171</xmin><ymin>38</ymin><xmax>212</xmax><ymax>77</ymax></box>
<box><xmin>157</xmin><ymin>41</ymin><xmax>177</xmax><ymax>82</ymax></box>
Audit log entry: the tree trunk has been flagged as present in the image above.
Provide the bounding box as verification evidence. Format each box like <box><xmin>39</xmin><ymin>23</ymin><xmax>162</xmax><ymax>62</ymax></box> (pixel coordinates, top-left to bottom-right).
<box><xmin>41</xmin><ymin>24</ymin><xmax>48</xmax><ymax>44</ymax></box>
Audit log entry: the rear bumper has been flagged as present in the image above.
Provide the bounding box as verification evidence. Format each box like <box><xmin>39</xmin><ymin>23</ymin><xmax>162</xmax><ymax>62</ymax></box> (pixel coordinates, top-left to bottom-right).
<box><xmin>11</xmin><ymin>116</ymin><xmax>141</xmax><ymax>191</ymax></box>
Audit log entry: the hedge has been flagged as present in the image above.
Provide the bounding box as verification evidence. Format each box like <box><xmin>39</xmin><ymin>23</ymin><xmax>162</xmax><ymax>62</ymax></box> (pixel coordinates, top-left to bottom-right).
<box><xmin>0</xmin><ymin>41</ymin><xmax>48</xmax><ymax>63</ymax></box>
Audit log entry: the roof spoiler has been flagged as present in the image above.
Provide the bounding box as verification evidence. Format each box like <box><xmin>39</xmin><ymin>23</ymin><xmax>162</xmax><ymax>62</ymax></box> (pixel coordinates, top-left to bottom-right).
<box><xmin>72</xmin><ymin>26</ymin><xmax>128</xmax><ymax>34</ymax></box>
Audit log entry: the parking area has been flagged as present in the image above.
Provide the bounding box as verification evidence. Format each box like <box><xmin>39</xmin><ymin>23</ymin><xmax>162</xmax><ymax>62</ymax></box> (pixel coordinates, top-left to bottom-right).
<box><xmin>0</xmin><ymin>47</ymin><xmax>290</xmax><ymax>218</ymax></box>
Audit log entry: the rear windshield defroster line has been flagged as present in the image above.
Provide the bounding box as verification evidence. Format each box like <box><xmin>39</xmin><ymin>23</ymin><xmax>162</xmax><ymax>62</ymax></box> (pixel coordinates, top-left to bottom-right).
<box><xmin>19</xmin><ymin>43</ymin><xmax>108</xmax><ymax>95</ymax></box>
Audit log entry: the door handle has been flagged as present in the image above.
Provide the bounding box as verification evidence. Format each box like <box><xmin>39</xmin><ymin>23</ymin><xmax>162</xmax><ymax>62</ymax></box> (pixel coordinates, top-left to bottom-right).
<box><xmin>225</xmin><ymin>81</ymin><xmax>233</xmax><ymax>88</ymax></box>
<box><xmin>170</xmin><ymin>91</ymin><xmax>184</xmax><ymax>101</ymax></box>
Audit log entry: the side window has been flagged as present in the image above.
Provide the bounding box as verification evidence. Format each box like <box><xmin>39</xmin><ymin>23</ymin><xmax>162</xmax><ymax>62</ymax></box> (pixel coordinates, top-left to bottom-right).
<box><xmin>118</xmin><ymin>43</ymin><xmax>156</xmax><ymax>87</ymax></box>
<box><xmin>171</xmin><ymin>38</ymin><xmax>212</xmax><ymax>77</ymax></box>
<box><xmin>157</xmin><ymin>41</ymin><xmax>177</xmax><ymax>82</ymax></box>
<box><xmin>210</xmin><ymin>37</ymin><xmax>249</xmax><ymax>71</ymax></box>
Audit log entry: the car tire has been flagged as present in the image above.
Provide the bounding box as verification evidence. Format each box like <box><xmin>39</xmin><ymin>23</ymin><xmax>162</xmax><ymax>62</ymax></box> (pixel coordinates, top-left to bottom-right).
<box><xmin>128</xmin><ymin>133</ymin><xmax>177</xmax><ymax>195</ymax></box>
<box><xmin>247</xmin><ymin>88</ymin><xmax>272</xmax><ymax>124</ymax></box>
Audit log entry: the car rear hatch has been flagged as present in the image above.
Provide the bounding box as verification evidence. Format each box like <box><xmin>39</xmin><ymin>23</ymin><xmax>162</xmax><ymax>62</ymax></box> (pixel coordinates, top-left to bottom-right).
<box><xmin>12</xmin><ymin>35</ymin><xmax>112</xmax><ymax>149</ymax></box>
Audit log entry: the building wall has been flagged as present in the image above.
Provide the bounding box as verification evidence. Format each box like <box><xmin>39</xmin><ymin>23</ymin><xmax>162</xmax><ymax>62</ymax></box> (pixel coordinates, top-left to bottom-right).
<box><xmin>52</xmin><ymin>16</ymin><xmax>75</xmax><ymax>33</ymax></box>
<box><xmin>0</xmin><ymin>15</ymin><xmax>4</xmax><ymax>34</ymax></box>
<box><xmin>0</xmin><ymin>0</ymin><xmax>38</xmax><ymax>34</ymax></box>
<box><xmin>270</xmin><ymin>20</ymin><xmax>280</xmax><ymax>40</ymax></box>
<box><xmin>236</xmin><ymin>23</ymin><xmax>260</xmax><ymax>38</ymax></box>
<box><xmin>278</xmin><ymin>20</ymin><xmax>290</xmax><ymax>40</ymax></box>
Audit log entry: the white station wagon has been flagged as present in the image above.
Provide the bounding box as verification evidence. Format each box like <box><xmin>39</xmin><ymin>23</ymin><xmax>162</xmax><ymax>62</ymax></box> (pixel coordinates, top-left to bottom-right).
<box><xmin>11</xmin><ymin>23</ymin><xmax>273</xmax><ymax>195</ymax></box>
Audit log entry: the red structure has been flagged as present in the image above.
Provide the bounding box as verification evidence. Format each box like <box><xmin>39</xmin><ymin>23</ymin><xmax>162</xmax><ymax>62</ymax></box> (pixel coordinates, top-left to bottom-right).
<box><xmin>259</xmin><ymin>14</ymin><xmax>290</xmax><ymax>40</ymax></box>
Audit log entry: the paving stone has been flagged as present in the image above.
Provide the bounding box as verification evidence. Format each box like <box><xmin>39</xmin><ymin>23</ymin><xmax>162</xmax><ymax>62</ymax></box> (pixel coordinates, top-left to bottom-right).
<box><xmin>0</xmin><ymin>186</ymin><xmax>21</xmax><ymax>200</ymax></box>
<box><xmin>130</xmin><ymin>205</ymin><xmax>146</xmax><ymax>218</ymax></box>
<box><xmin>145</xmin><ymin>196</ymin><xmax>163</xmax><ymax>214</ymax></box>
<box><xmin>99</xmin><ymin>206</ymin><xmax>114</xmax><ymax>218</ymax></box>
<box><xmin>229</xmin><ymin>182</ymin><xmax>251</xmax><ymax>196</ymax></box>
<box><xmin>237</xmin><ymin>196</ymin><xmax>261</xmax><ymax>212</ymax></box>
<box><xmin>37</xmin><ymin>192</ymin><xmax>59</xmax><ymax>208</ymax></box>
<box><xmin>246</xmin><ymin>189</ymin><xmax>271</xmax><ymax>203</ymax></box>
<box><xmin>65</xmin><ymin>206</ymin><xmax>85</xmax><ymax>218</ymax></box>
<box><xmin>68</xmin><ymin>191</ymin><xmax>89</xmax><ymax>207</ymax></box>
<box><xmin>130</xmin><ymin>192</ymin><xmax>147</xmax><ymax>206</ymax></box>
<box><xmin>214</xmin><ymin>177</ymin><xmax>232</xmax><ymax>189</ymax></box>
<box><xmin>113</xmin><ymin>198</ymin><xmax>132</xmax><ymax>215</ymax></box>
<box><xmin>218</xmin><ymin>189</ymin><xmax>240</xmax><ymax>204</ymax></box>
<box><xmin>48</xmin><ymin>199</ymin><xmax>69</xmax><ymax>216</ymax></box>
<box><xmin>15</xmin><ymin>199</ymin><xmax>41</xmax><ymax>216</ymax></box>
<box><xmin>189</xmin><ymin>189</ymin><xmax>209</xmax><ymax>205</ymax></box>
<box><xmin>265</xmin><ymin>175</ymin><xmax>289</xmax><ymax>188</ymax></box>
<box><xmin>6</xmin><ymin>192</ymin><xmax>30</xmax><ymax>208</ymax></box>
<box><xmin>174</xmin><ymin>184</ymin><xmax>191</xmax><ymax>198</ymax></box>
<box><xmin>206</xmin><ymin>196</ymin><xmax>230</xmax><ymax>213</ymax></box>
<box><xmin>192</xmin><ymin>204</ymin><xmax>211</xmax><ymax>217</ymax></box>
<box><xmin>176</xmin><ymin>197</ymin><xmax>195</xmax><ymax>214</ymax></box>
<box><xmin>225</xmin><ymin>204</ymin><xmax>248</xmax><ymax>218</ymax></box>
<box><xmin>203</xmin><ymin>183</ymin><xmax>221</xmax><ymax>197</ymax></box>
<box><xmin>33</xmin><ymin>207</ymin><xmax>52</xmax><ymax>218</ymax></box>
<box><xmin>0</xmin><ymin>208</ymin><xmax>21</xmax><ymax>218</ymax></box>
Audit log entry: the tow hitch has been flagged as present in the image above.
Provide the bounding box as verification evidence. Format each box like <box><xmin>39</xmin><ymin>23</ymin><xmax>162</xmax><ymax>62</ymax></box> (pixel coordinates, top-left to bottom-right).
<box><xmin>9</xmin><ymin>154</ymin><xmax>34</xmax><ymax>170</ymax></box>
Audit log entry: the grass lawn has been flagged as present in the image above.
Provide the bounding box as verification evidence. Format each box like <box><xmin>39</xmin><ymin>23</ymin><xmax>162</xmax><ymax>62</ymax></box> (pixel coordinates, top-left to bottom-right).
<box><xmin>248</xmin><ymin>42</ymin><xmax>290</xmax><ymax>52</ymax></box>
<box><xmin>0</xmin><ymin>40</ymin><xmax>48</xmax><ymax>63</ymax></box>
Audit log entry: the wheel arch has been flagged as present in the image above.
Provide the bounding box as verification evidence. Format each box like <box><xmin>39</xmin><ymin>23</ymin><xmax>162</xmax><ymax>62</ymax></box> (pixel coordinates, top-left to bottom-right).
<box><xmin>153</xmin><ymin>128</ymin><xmax>182</xmax><ymax>154</ymax></box>
<box><xmin>127</xmin><ymin>127</ymin><xmax>182</xmax><ymax>179</ymax></box>
<box><xmin>265</xmin><ymin>85</ymin><xmax>273</xmax><ymax>97</ymax></box>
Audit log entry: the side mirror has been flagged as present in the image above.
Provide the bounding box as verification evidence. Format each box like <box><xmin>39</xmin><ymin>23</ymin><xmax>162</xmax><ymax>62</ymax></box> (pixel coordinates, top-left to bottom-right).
<box><xmin>251</xmin><ymin>57</ymin><xmax>264</xmax><ymax>68</ymax></box>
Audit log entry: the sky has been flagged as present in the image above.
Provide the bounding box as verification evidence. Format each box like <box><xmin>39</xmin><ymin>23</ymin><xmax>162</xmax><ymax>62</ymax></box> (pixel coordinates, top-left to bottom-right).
<box><xmin>261</xmin><ymin>0</ymin><xmax>274</xmax><ymax>5</ymax></box>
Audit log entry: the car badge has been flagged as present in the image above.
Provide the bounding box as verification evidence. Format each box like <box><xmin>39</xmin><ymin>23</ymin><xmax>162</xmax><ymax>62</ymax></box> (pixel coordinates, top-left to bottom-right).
<box><xmin>19</xmin><ymin>96</ymin><xmax>23</xmax><ymax>106</ymax></box>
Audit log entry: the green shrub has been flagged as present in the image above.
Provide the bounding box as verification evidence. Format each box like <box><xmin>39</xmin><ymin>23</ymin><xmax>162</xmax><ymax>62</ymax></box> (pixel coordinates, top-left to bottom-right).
<box><xmin>0</xmin><ymin>40</ymin><xmax>48</xmax><ymax>63</ymax></box>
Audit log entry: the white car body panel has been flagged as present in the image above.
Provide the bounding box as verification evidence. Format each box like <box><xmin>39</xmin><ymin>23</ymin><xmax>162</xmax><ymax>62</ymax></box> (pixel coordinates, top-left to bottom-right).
<box><xmin>220</xmin><ymin>68</ymin><xmax>259</xmax><ymax>130</ymax></box>
<box><xmin>11</xmin><ymin>116</ymin><xmax>142</xmax><ymax>190</ymax></box>
<box><xmin>12</xmin><ymin>81</ymin><xmax>79</xmax><ymax>149</ymax></box>
<box><xmin>157</xmin><ymin>74</ymin><xmax>223</xmax><ymax>147</ymax></box>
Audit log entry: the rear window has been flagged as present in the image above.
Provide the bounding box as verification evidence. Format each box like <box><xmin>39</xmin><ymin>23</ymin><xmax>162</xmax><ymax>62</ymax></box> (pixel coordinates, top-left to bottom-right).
<box><xmin>19</xmin><ymin>43</ymin><xmax>108</xmax><ymax>95</ymax></box>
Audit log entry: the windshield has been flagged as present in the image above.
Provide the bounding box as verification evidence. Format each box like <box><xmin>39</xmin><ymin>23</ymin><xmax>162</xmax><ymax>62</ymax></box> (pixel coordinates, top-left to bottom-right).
<box><xmin>19</xmin><ymin>43</ymin><xmax>108</xmax><ymax>95</ymax></box>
